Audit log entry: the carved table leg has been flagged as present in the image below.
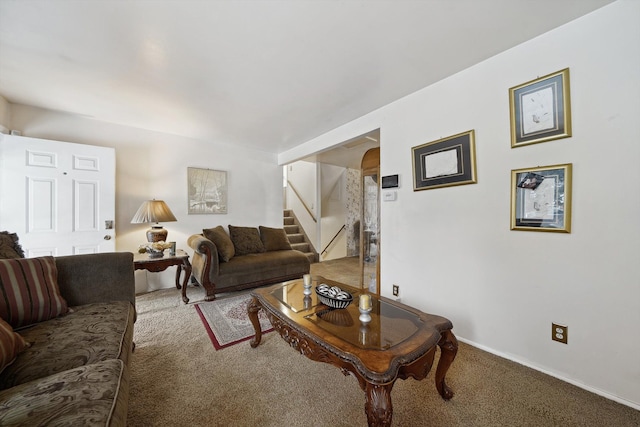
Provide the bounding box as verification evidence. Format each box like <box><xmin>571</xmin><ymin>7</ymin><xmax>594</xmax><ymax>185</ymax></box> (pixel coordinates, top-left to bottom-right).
<box><xmin>435</xmin><ymin>329</ymin><xmax>458</xmax><ymax>400</ymax></box>
<box><xmin>364</xmin><ymin>382</ymin><xmax>394</xmax><ymax>427</ymax></box>
<box><xmin>181</xmin><ymin>260</ymin><xmax>192</xmax><ymax>304</ymax></box>
<box><xmin>247</xmin><ymin>297</ymin><xmax>263</xmax><ymax>348</ymax></box>
<box><xmin>175</xmin><ymin>265</ymin><xmax>183</xmax><ymax>289</ymax></box>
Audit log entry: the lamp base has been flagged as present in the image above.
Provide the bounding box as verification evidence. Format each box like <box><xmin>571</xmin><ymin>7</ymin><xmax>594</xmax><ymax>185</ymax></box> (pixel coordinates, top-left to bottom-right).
<box><xmin>146</xmin><ymin>226</ymin><xmax>168</xmax><ymax>242</ymax></box>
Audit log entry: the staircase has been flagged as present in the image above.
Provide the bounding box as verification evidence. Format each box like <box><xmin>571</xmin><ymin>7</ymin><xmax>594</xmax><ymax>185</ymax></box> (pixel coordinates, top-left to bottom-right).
<box><xmin>284</xmin><ymin>210</ymin><xmax>318</xmax><ymax>264</ymax></box>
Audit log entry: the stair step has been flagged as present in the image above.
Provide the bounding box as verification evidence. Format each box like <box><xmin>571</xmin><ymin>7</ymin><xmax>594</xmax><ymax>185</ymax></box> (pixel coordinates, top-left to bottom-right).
<box><xmin>286</xmin><ymin>233</ymin><xmax>305</xmax><ymax>243</ymax></box>
<box><xmin>304</xmin><ymin>252</ymin><xmax>317</xmax><ymax>263</ymax></box>
<box><xmin>284</xmin><ymin>225</ymin><xmax>299</xmax><ymax>234</ymax></box>
<box><xmin>291</xmin><ymin>242</ymin><xmax>310</xmax><ymax>252</ymax></box>
<box><xmin>283</xmin><ymin>210</ymin><xmax>318</xmax><ymax>264</ymax></box>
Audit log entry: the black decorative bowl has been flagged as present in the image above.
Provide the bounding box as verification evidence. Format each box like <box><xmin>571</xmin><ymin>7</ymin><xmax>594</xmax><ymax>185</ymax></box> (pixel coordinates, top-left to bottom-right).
<box><xmin>315</xmin><ymin>285</ymin><xmax>353</xmax><ymax>309</ymax></box>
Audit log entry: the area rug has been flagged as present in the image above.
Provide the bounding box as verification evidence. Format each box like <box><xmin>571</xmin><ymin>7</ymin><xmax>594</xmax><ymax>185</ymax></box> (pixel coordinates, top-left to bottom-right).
<box><xmin>195</xmin><ymin>293</ymin><xmax>273</xmax><ymax>350</ymax></box>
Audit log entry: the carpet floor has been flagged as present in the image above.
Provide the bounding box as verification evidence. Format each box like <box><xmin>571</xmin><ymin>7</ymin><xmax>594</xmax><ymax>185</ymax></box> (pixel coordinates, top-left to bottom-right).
<box><xmin>127</xmin><ymin>258</ymin><xmax>640</xmax><ymax>426</ymax></box>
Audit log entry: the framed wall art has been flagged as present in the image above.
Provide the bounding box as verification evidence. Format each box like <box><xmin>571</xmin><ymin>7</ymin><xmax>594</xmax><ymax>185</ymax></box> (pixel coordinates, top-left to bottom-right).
<box><xmin>509</xmin><ymin>68</ymin><xmax>571</xmax><ymax>148</ymax></box>
<box><xmin>412</xmin><ymin>130</ymin><xmax>477</xmax><ymax>191</ymax></box>
<box><xmin>187</xmin><ymin>167</ymin><xmax>228</xmax><ymax>214</ymax></box>
<box><xmin>510</xmin><ymin>163</ymin><xmax>572</xmax><ymax>233</ymax></box>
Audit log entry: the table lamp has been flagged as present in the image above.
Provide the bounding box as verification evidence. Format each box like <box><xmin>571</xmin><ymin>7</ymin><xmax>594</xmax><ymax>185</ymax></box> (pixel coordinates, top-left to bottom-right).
<box><xmin>131</xmin><ymin>199</ymin><xmax>177</xmax><ymax>242</ymax></box>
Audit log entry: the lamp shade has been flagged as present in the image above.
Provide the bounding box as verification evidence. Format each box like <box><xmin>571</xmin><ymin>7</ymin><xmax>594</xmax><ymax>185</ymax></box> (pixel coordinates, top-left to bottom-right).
<box><xmin>131</xmin><ymin>200</ymin><xmax>177</xmax><ymax>242</ymax></box>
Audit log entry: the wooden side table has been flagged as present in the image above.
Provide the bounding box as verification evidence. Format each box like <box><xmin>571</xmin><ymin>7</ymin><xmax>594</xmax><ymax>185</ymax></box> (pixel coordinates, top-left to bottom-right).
<box><xmin>133</xmin><ymin>249</ymin><xmax>193</xmax><ymax>304</ymax></box>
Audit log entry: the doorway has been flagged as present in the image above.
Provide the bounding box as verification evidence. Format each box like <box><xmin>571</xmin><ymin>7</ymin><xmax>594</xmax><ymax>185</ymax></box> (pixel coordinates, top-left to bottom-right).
<box><xmin>285</xmin><ymin>129</ymin><xmax>380</xmax><ymax>267</ymax></box>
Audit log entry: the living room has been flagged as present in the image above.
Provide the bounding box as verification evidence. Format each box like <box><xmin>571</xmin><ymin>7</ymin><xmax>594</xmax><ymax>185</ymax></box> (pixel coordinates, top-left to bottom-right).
<box><xmin>0</xmin><ymin>0</ymin><xmax>638</xmax><ymax>425</ymax></box>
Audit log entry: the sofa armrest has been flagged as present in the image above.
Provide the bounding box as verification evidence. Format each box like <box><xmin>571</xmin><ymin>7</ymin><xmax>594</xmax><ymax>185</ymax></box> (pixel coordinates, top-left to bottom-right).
<box><xmin>187</xmin><ymin>235</ymin><xmax>219</xmax><ymax>288</ymax></box>
<box><xmin>55</xmin><ymin>252</ymin><xmax>135</xmax><ymax>310</ymax></box>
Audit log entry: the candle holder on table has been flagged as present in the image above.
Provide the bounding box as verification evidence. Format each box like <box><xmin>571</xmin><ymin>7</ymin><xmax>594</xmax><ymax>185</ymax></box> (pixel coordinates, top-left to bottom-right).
<box><xmin>303</xmin><ymin>274</ymin><xmax>312</xmax><ymax>296</ymax></box>
<box><xmin>359</xmin><ymin>294</ymin><xmax>372</xmax><ymax>323</ymax></box>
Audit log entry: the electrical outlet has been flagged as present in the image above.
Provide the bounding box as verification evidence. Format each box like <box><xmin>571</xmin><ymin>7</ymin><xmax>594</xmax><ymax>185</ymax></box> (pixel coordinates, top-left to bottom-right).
<box><xmin>552</xmin><ymin>323</ymin><xmax>568</xmax><ymax>344</ymax></box>
<box><xmin>392</xmin><ymin>285</ymin><xmax>399</xmax><ymax>296</ymax></box>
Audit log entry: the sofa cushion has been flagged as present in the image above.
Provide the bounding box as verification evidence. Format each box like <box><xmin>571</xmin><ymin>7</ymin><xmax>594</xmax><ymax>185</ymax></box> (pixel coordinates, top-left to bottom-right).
<box><xmin>0</xmin><ymin>256</ymin><xmax>68</xmax><ymax>329</ymax></box>
<box><xmin>216</xmin><ymin>250</ymin><xmax>310</xmax><ymax>289</ymax></box>
<box><xmin>259</xmin><ymin>226</ymin><xmax>292</xmax><ymax>251</ymax></box>
<box><xmin>0</xmin><ymin>301</ymin><xmax>134</xmax><ymax>389</ymax></box>
<box><xmin>228</xmin><ymin>225</ymin><xmax>266</xmax><ymax>256</ymax></box>
<box><xmin>0</xmin><ymin>359</ymin><xmax>129</xmax><ymax>427</ymax></box>
<box><xmin>0</xmin><ymin>318</ymin><xmax>29</xmax><ymax>374</ymax></box>
<box><xmin>203</xmin><ymin>226</ymin><xmax>235</xmax><ymax>262</ymax></box>
<box><xmin>0</xmin><ymin>232</ymin><xmax>24</xmax><ymax>260</ymax></box>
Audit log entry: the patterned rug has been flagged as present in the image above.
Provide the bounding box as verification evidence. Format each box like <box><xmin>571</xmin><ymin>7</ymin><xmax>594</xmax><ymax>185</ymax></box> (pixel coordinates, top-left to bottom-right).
<box><xmin>195</xmin><ymin>293</ymin><xmax>273</xmax><ymax>350</ymax></box>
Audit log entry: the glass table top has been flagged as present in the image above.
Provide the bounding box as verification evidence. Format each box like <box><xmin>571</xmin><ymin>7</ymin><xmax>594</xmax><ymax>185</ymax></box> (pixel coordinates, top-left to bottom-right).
<box><xmin>269</xmin><ymin>278</ymin><xmax>422</xmax><ymax>351</ymax></box>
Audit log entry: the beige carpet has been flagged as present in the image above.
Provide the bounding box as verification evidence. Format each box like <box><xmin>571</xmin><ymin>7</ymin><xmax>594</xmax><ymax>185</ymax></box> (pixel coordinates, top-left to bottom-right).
<box><xmin>128</xmin><ymin>258</ymin><xmax>640</xmax><ymax>426</ymax></box>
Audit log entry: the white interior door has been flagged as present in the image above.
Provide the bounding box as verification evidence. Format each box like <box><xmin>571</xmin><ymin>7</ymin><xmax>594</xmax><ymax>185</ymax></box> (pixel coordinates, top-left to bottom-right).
<box><xmin>0</xmin><ymin>134</ymin><xmax>116</xmax><ymax>256</ymax></box>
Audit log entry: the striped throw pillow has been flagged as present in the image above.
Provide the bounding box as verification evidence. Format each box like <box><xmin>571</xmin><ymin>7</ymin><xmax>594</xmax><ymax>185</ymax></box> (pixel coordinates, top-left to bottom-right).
<box><xmin>0</xmin><ymin>256</ymin><xmax>68</xmax><ymax>329</ymax></box>
<box><xmin>0</xmin><ymin>317</ymin><xmax>29</xmax><ymax>373</ymax></box>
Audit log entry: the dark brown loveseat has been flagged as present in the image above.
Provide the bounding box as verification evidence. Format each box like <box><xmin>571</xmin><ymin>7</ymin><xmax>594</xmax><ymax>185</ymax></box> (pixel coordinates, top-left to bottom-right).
<box><xmin>187</xmin><ymin>225</ymin><xmax>310</xmax><ymax>301</ymax></box>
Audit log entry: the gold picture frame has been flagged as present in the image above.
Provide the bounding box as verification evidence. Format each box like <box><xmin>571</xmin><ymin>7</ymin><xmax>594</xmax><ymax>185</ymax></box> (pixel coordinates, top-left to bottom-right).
<box><xmin>510</xmin><ymin>163</ymin><xmax>572</xmax><ymax>233</ymax></box>
<box><xmin>509</xmin><ymin>68</ymin><xmax>571</xmax><ymax>148</ymax></box>
<box><xmin>411</xmin><ymin>130</ymin><xmax>477</xmax><ymax>191</ymax></box>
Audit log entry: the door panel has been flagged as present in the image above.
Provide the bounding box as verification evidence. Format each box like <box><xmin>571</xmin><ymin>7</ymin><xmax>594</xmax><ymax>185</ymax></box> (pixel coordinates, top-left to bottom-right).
<box><xmin>0</xmin><ymin>134</ymin><xmax>115</xmax><ymax>256</ymax></box>
<box><xmin>74</xmin><ymin>180</ymin><xmax>99</xmax><ymax>231</ymax></box>
<box><xmin>27</xmin><ymin>149</ymin><xmax>57</xmax><ymax>168</ymax></box>
<box><xmin>28</xmin><ymin>177</ymin><xmax>56</xmax><ymax>232</ymax></box>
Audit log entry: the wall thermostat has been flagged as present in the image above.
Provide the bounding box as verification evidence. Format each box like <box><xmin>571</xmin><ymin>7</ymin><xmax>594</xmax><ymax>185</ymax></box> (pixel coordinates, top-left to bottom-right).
<box><xmin>383</xmin><ymin>191</ymin><xmax>397</xmax><ymax>202</ymax></box>
<box><xmin>381</xmin><ymin>174</ymin><xmax>399</xmax><ymax>188</ymax></box>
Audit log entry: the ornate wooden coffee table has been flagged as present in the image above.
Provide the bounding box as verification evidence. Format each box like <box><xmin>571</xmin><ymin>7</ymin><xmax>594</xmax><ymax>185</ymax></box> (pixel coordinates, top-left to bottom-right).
<box><xmin>248</xmin><ymin>277</ymin><xmax>458</xmax><ymax>426</ymax></box>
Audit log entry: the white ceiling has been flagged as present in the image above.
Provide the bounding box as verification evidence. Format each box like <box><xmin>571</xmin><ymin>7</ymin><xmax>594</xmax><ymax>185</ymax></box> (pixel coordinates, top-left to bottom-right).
<box><xmin>0</xmin><ymin>0</ymin><xmax>613</xmax><ymax>155</ymax></box>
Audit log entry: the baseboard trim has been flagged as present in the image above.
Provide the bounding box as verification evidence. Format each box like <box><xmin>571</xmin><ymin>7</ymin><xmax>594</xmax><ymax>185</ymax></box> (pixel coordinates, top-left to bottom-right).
<box><xmin>457</xmin><ymin>336</ymin><xmax>640</xmax><ymax>411</ymax></box>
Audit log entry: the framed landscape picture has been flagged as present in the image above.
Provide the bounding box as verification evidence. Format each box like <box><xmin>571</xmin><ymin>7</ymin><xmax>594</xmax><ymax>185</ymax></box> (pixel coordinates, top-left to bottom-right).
<box><xmin>509</xmin><ymin>68</ymin><xmax>571</xmax><ymax>148</ymax></box>
<box><xmin>188</xmin><ymin>167</ymin><xmax>227</xmax><ymax>214</ymax></box>
<box><xmin>510</xmin><ymin>163</ymin><xmax>572</xmax><ymax>233</ymax></box>
<box><xmin>412</xmin><ymin>130</ymin><xmax>477</xmax><ymax>191</ymax></box>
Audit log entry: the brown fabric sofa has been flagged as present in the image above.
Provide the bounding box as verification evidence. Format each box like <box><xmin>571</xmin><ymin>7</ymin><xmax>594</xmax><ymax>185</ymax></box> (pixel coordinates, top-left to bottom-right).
<box><xmin>0</xmin><ymin>252</ymin><xmax>135</xmax><ymax>426</ymax></box>
<box><xmin>187</xmin><ymin>225</ymin><xmax>310</xmax><ymax>301</ymax></box>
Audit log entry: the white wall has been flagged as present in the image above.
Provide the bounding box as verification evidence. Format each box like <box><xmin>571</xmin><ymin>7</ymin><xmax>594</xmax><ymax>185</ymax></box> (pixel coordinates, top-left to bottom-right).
<box><xmin>320</xmin><ymin>163</ymin><xmax>347</xmax><ymax>260</ymax></box>
<box><xmin>0</xmin><ymin>95</ymin><xmax>10</xmax><ymax>132</ymax></box>
<box><xmin>279</xmin><ymin>0</ymin><xmax>640</xmax><ymax>409</ymax></box>
<box><xmin>9</xmin><ymin>104</ymin><xmax>283</xmax><ymax>293</ymax></box>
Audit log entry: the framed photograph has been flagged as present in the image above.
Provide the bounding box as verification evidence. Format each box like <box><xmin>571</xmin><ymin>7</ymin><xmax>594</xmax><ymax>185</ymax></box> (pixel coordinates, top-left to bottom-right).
<box><xmin>188</xmin><ymin>167</ymin><xmax>228</xmax><ymax>214</ymax></box>
<box><xmin>509</xmin><ymin>68</ymin><xmax>571</xmax><ymax>148</ymax></box>
<box><xmin>412</xmin><ymin>130</ymin><xmax>477</xmax><ymax>191</ymax></box>
<box><xmin>511</xmin><ymin>163</ymin><xmax>572</xmax><ymax>233</ymax></box>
